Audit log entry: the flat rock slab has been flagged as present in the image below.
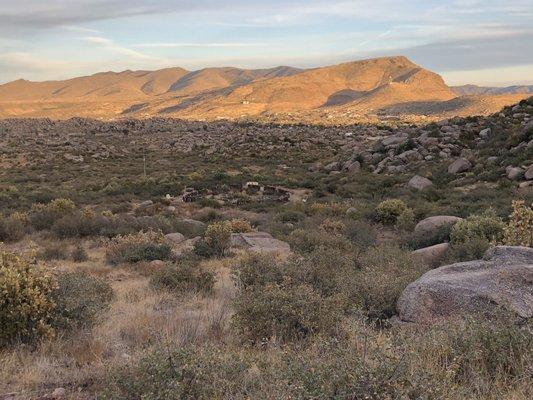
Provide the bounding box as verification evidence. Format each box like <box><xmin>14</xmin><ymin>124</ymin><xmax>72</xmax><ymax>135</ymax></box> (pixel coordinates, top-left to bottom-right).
<box><xmin>231</xmin><ymin>232</ymin><xmax>290</xmax><ymax>253</ymax></box>
<box><xmin>398</xmin><ymin>246</ymin><xmax>533</xmax><ymax>323</ymax></box>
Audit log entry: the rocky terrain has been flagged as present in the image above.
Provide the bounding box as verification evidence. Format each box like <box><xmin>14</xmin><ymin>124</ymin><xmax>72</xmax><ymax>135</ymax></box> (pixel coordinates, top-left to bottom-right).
<box><xmin>0</xmin><ymin>56</ymin><xmax>528</xmax><ymax>122</ymax></box>
<box><xmin>0</xmin><ymin>97</ymin><xmax>532</xmax><ymax>400</ymax></box>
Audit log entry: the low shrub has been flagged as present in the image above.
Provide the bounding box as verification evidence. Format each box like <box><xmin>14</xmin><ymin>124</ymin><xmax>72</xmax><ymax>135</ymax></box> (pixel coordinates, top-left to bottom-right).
<box><xmin>0</xmin><ymin>212</ymin><xmax>29</xmax><ymax>242</ymax></box>
<box><xmin>71</xmin><ymin>244</ymin><xmax>89</xmax><ymax>262</ymax></box>
<box><xmin>355</xmin><ymin>245</ymin><xmax>428</xmax><ymax>319</ymax></box>
<box><xmin>105</xmin><ymin>231</ymin><xmax>171</xmax><ymax>265</ymax></box>
<box><xmin>226</xmin><ymin>218</ymin><xmax>252</xmax><ymax>233</ymax></box>
<box><xmin>202</xmin><ymin>221</ymin><xmax>233</xmax><ymax>257</ymax></box>
<box><xmin>344</xmin><ymin>220</ymin><xmax>377</xmax><ymax>249</ymax></box>
<box><xmin>37</xmin><ymin>242</ymin><xmax>69</xmax><ymax>261</ymax></box>
<box><xmin>233</xmin><ymin>283</ymin><xmax>344</xmax><ymax>343</ymax></box>
<box><xmin>28</xmin><ymin>198</ymin><xmax>76</xmax><ymax>231</ymax></box>
<box><xmin>0</xmin><ymin>252</ymin><xmax>57</xmax><ymax>345</ymax></box>
<box><xmin>51</xmin><ymin>271</ymin><xmax>113</xmax><ymax>331</ymax></box>
<box><xmin>375</xmin><ymin>199</ymin><xmax>408</xmax><ymax>224</ymax></box>
<box><xmin>450</xmin><ymin>209</ymin><xmax>505</xmax><ymax>244</ymax></box>
<box><xmin>150</xmin><ymin>261</ymin><xmax>215</xmax><ymax>295</ymax></box>
<box><xmin>396</xmin><ymin>207</ymin><xmax>415</xmax><ymax>231</ymax></box>
<box><xmin>446</xmin><ymin>237</ymin><xmax>491</xmax><ymax>263</ymax></box>
<box><xmin>503</xmin><ymin>200</ymin><xmax>533</xmax><ymax>247</ymax></box>
<box><xmin>287</xmin><ymin>228</ymin><xmax>352</xmax><ymax>253</ymax></box>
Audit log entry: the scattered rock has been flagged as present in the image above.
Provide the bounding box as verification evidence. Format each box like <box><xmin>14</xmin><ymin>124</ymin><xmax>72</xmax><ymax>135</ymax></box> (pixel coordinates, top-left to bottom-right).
<box><xmin>448</xmin><ymin>157</ymin><xmax>472</xmax><ymax>174</ymax></box>
<box><xmin>413</xmin><ymin>242</ymin><xmax>450</xmax><ymax>266</ymax></box>
<box><xmin>524</xmin><ymin>165</ymin><xmax>533</xmax><ymax>180</ymax></box>
<box><xmin>407</xmin><ymin>175</ymin><xmax>433</xmax><ymax>191</ymax></box>
<box><xmin>138</xmin><ymin>200</ymin><xmax>153</xmax><ymax>209</ymax></box>
<box><xmin>231</xmin><ymin>232</ymin><xmax>290</xmax><ymax>253</ymax></box>
<box><xmin>149</xmin><ymin>260</ymin><xmax>166</xmax><ymax>269</ymax></box>
<box><xmin>164</xmin><ymin>232</ymin><xmax>186</xmax><ymax>245</ymax></box>
<box><xmin>479</xmin><ymin>128</ymin><xmax>491</xmax><ymax>139</ymax></box>
<box><xmin>414</xmin><ymin>216</ymin><xmax>463</xmax><ymax>237</ymax></box>
<box><xmin>397</xmin><ymin>246</ymin><xmax>533</xmax><ymax>323</ymax></box>
<box><xmin>506</xmin><ymin>166</ymin><xmax>524</xmax><ymax>181</ymax></box>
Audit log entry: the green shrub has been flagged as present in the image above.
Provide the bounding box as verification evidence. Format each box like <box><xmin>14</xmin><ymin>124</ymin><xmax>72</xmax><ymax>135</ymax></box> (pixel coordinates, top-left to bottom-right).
<box><xmin>376</xmin><ymin>199</ymin><xmax>408</xmax><ymax>224</ymax></box>
<box><xmin>203</xmin><ymin>221</ymin><xmax>233</xmax><ymax>257</ymax></box>
<box><xmin>0</xmin><ymin>252</ymin><xmax>57</xmax><ymax>345</ymax></box>
<box><xmin>287</xmin><ymin>228</ymin><xmax>352</xmax><ymax>253</ymax></box>
<box><xmin>105</xmin><ymin>231</ymin><xmax>171</xmax><ymax>265</ymax></box>
<box><xmin>446</xmin><ymin>237</ymin><xmax>491</xmax><ymax>263</ymax></box>
<box><xmin>101</xmin><ymin>336</ymin><xmax>406</xmax><ymax>400</ymax></box>
<box><xmin>396</xmin><ymin>208</ymin><xmax>415</xmax><ymax>231</ymax></box>
<box><xmin>450</xmin><ymin>209</ymin><xmax>505</xmax><ymax>244</ymax></box>
<box><xmin>28</xmin><ymin>198</ymin><xmax>76</xmax><ymax>231</ymax></box>
<box><xmin>0</xmin><ymin>212</ymin><xmax>29</xmax><ymax>242</ymax></box>
<box><xmin>233</xmin><ymin>283</ymin><xmax>344</xmax><ymax>343</ymax></box>
<box><xmin>232</xmin><ymin>253</ymin><xmax>284</xmax><ymax>290</ymax></box>
<box><xmin>355</xmin><ymin>245</ymin><xmax>428</xmax><ymax>319</ymax></box>
<box><xmin>503</xmin><ymin>200</ymin><xmax>533</xmax><ymax>247</ymax></box>
<box><xmin>51</xmin><ymin>271</ymin><xmax>113</xmax><ymax>331</ymax></box>
<box><xmin>150</xmin><ymin>262</ymin><xmax>215</xmax><ymax>295</ymax></box>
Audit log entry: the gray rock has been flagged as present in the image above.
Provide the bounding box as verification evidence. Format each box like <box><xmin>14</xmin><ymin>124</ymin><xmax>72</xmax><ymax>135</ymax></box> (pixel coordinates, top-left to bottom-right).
<box><xmin>398</xmin><ymin>246</ymin><xmax>533</xmax><ymax>323</ymax></box>
<box><xmin>506</xmin><ymin>166</ymin><xmax>524</xmax><ymax>181</ymax></box>
<box><xmin>479</xmin><ymin>128</ymin><xmax>491</xmax><ymax>139</ymax></box>
<box><xmin>448</xmin><ymin>158</ymin><xmax>472</xmax><ymax>174</ymax></box>
<box><xmin>324</xmin><ymin>161</ymin><xmax>341</xmax><ymax>172</ymax></box>
<box><xmin>231</xmin><ymin>232</ymin><xmax>290</xmax><ymax>253</ymax></box>
<box><xmin>381</xmin><ymin>133</ymin><xmax>408</xmax><ymax>147</ymax></box>
<box><xmin>164</xmin><ymin>232</ymin><xmax>186</xmax><ymax>245</ymax></box>
<box><xmin>343</xmin><ymin>160</ymin><xmax>361</xmax><ymax>173</ymax></box>
<box><xmin>407</xmin><ymin>175</ymin><xmax>433</xmax><ymax>191</ymax></box>
<box><xmin>414</xmin><ymin>215</ymin><xmax>463</xmax><ymax>237</ymax></box>
<box><xmin>138</xmin><ymin>200</ymin><xmax>153</xmax><ymax>209</ymax></box>
<box><xmin>525</xmin><ymin>165</ymin><xmax>533</xmax><ymax>180</ymax></box>
<box><xmin>413</xmin><ymin>242</ymin><xmax>450</xmax><ymax>266</ymax></box>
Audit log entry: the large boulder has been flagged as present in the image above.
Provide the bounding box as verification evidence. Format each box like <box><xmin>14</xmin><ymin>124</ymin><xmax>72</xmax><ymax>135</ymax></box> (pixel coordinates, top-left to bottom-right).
<box><xmin>414</xmin><ymin>216</ymin><xmax>463</xmax><ymax>237</ymax></box>
<box><xmin>231</xmin><ymin>232</ymin><xmax>290</xmax><ymax>254</ymax></box>
<box><xmin>407</xmin><ymin>175</ymin><xmax>433</xmax><ymax>191</ymax></box>
<box><xmin>448</xmin><ymin>158</ymin><xmax>472</xmax><ymax>174</ymax></box>
<box><xmin>397</xmin><ymin>246</ymin><xmax>533</xmax><ymax>323</ymax></box>
<box><xmin>413</xmin><ymin>242</ymin><xmax>450</xmax><ymax>266</ymax></box>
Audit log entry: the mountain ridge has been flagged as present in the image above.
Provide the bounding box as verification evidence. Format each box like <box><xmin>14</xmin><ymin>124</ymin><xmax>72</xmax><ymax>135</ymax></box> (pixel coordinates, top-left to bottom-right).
<box><xmin>0</xmin><ymin>56</ymin><xmax>529</xmax><ymax>122</ymax></box>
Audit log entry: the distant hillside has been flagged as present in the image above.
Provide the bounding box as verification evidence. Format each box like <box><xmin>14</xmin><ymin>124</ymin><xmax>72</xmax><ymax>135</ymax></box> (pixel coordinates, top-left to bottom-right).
<box><xmin>0</xmin><ymin>56</ymin><xmax>530</xmax><ymax>122</ymax></box>
<box><xmin>452</xmin><ymin>84</ymin><xmax>533</xmax><ymax>96</ymax></box>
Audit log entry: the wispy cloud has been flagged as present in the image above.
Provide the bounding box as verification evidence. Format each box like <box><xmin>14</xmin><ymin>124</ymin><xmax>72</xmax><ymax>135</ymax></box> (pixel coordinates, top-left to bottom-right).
<box><xmin>83</xmin><ymin>36</ymin><xmax>155</xmax><ymax>60</ymax></box>
<box><xmin>134</xmin><ymin>42</ymin><xmax>268</xmax><ymax>48</ymax></box>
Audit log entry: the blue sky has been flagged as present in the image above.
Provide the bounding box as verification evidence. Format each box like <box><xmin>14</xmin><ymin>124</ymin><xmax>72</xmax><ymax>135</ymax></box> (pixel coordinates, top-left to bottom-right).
<box><xmin>0</xmin><ymin>0</ymin><xmax>532</xmax><ymax>85</ymax></box>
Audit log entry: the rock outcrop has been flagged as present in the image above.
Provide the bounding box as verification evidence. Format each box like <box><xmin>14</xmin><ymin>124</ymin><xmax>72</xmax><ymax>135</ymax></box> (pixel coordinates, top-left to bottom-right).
<box><xmin>231</xmin><ymin>232</ymin><xmax>290</xmax><ymax>253</ymax></box>
<box><xmin>397</xmin><ymin>246</ymin><xmax>533</xmax><ymax>323</ymax></box>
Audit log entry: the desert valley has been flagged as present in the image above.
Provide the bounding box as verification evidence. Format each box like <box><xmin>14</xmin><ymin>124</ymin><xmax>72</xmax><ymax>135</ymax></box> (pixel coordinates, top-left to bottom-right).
<box><xmin>1</xmin><ymin>2</ymin><xmax>532</xmax><ymax>400</ymax></box>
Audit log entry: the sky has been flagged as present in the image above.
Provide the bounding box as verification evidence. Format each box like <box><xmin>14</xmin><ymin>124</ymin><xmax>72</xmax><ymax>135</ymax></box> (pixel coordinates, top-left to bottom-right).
<box><xmin>0</xmin><ymin>0</ymin><xmax>532</xmax><ymax>86</ymax></box>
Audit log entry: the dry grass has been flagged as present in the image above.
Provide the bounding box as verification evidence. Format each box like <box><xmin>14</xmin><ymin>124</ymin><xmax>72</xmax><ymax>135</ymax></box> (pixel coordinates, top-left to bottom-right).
<box><xmin>0</xmin><ymin>244</ymin><xmax>238</xmax><ymax>399</ymax></box>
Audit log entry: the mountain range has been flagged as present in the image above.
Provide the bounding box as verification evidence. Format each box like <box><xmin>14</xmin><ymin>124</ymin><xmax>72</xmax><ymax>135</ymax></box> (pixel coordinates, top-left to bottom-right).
<box><xmin>0</xmin><ymin>56</ymin><xmax>528</xmax><ymax>122</ymax></box>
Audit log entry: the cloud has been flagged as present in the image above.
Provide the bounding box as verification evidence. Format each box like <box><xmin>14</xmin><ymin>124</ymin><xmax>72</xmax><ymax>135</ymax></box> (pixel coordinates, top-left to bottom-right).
<box><xmin>83</xmin><ymin>36</ymin><xmax>155</xmax><ymax>60</ymax></box>
<box><xmin>134</xmin><ymin>42</ymin><xmax>268</xmax><ymax>48</ymax></box>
